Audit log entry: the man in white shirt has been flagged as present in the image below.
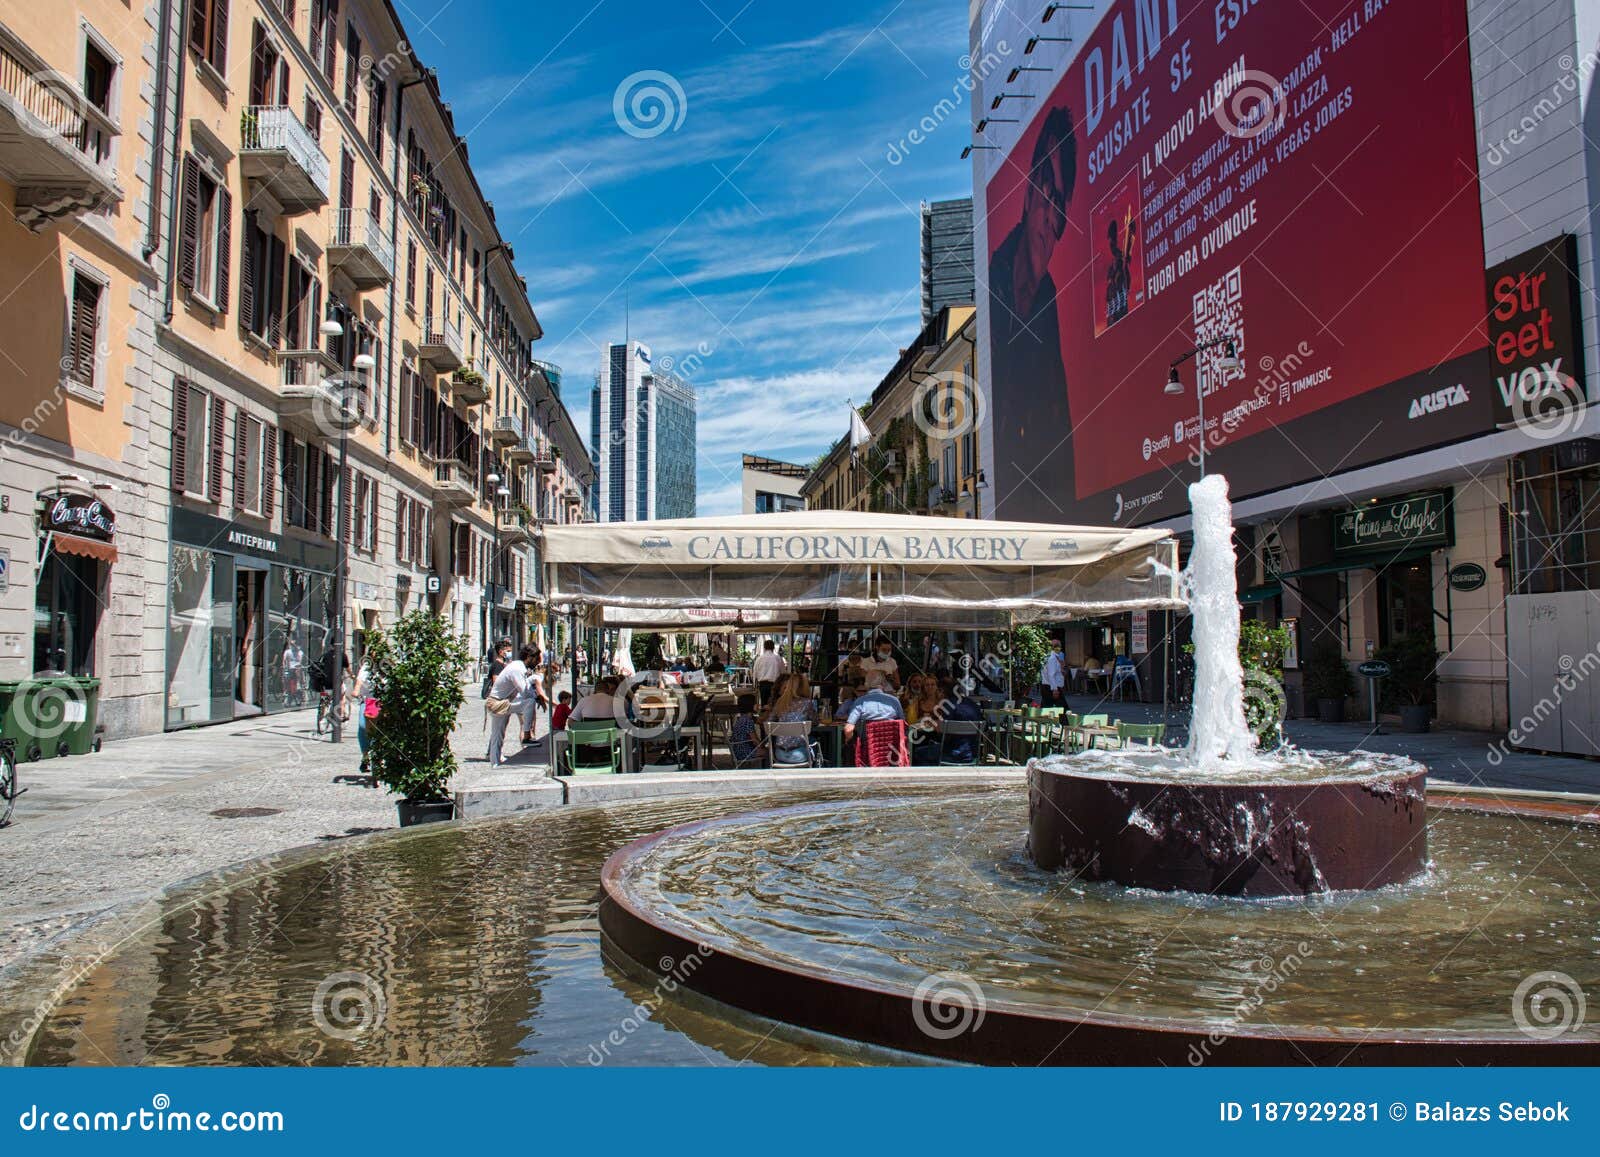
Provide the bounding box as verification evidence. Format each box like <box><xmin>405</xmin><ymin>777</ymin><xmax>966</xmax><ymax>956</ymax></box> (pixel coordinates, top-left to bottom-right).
<box><xmin>1041</xmin><ymin>639</ymin><xmax>1067</xmax><ymax>708</ymax></box>
<box><xmin>486</xmin><ymin>646</ymin><xmax>538</xmax><ymax>767</ymax></box>
<box><xmin>751</xmin><ymin>640</ymin><xmax>787</xmax><ymax>705</ymax></box>
<box><xmin>860</xmin><ymin>637</ymin><xmax>900</xmax><ymax>693</ymax></box>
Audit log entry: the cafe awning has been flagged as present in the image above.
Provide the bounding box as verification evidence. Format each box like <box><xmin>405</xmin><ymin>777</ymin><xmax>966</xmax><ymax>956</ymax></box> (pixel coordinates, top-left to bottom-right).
<box><xmin>540</xmin><ymin>510</ymin><xmax>1182</xmax><ymax>626</ymax></box>
<box><xmin>45</xmin><ymin>531</ymin><xmax>118</xmax><ymax>564</ymax></box>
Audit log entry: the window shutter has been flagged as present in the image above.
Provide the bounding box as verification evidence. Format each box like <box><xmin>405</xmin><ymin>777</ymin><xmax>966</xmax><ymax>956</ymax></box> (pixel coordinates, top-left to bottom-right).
<box><xmin>342</xmin><ymin>464</ymin><xmax>352</xmax><ymax>543</ymax></box>
<box><xmin>178</xmin><ymin>155</ymin><xmax>200</xmax><ymax>289</ymax></box>
<box><xmin>266</xmin><ymin>232</ymin><xmax>286</xmax><ymax>346</ymax></box>
<box><xmin>238</xmin><ymin>210</ymin><xmax>256</xmax><ymax>333</ymax></box>
<box><xmin>282</xmin><ymin>431</ymin><xmax>298</xmax><ymax>525</ymax></box>
<box><xmin>233</xmin><ymin>408</ymin><xmax>248</xmax><ymax>506</ymax></box>
<box><xmin>188</xmin><ymin>0</ymin><xmax>208</xmax><ymax>54</ymax></box>
<box><xmin>67</xmin><ymin>276</ymin><xmax>98</xmax><ymax>387</ymax></box>
<box><xmin>172</xmin><ymin>382</ymin><xmax>189</xmax><ymax>493</ymax></box>
<box><xmin>319</xmin><ymin>450</ymin><xmax>334</xmax><ymax>535</ymax></box>
<box><xmin>215</xmin><ymin>186</ymin><xmax>233</xmax><ymax>313</ymax></box>
<box><xmin>278</xmin><ymin>59</ymin><xmax>290</xmax><ymax>106</ymax></box>
<box><xmin>263</xmin><ymin>422</ymin><xmax>277</xmax><ymax>519</ymax></box>
<box><xmin>210</xmin><ymin>0</ymin><xmax>229</xmax><ymax>70</ymax></box>
<box><xmin>208</xmin><ymin>397</ymin><xmax>225</xmax><ymax>504</ymax></box>
<box><xmin>339</xmin><ymin>148</ymin><xmax>353</xmax><ymax>212</ymax></box>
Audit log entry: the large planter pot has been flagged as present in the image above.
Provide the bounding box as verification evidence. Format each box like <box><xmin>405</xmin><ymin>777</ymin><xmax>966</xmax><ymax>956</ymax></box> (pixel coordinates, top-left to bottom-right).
<box><xmin>1399</xmin><ymin>704</ymin><xmax>1432</xmax><ymax>733</ymax></box>
<box><xmin>1316</xmin><ymin>698</ymin><xmax>1346</xmax><ymax>724</ymax></box>
<box><xmin>397</xmin><ymin>798</ymin><xmax>454</xmax><ymax>827</ymax></box>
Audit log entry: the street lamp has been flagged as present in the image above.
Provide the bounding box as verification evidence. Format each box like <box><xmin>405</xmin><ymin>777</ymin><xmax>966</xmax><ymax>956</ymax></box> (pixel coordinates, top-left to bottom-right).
<box><xmin>973</xmin><ymin>469</ymin><xmax>989</xmax><ymax>520</ymax></box>
<box><xmin>481</xmin><ymin>472</ymin><xmax>504</xmax><ymax>658</ymax></box>
<box><xmin>325</xmin><ymin>318</ymin><xmax>362</xmax><ymax>745</ymax></box>
<box><xmin>1163</xmin><ymin>334</ymin><xmax>1241</xmax><ymax>479</ymax></box>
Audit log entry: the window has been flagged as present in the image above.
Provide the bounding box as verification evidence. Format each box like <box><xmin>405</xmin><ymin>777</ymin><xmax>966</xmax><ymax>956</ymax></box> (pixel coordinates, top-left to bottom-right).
<box><xmin>64</xmin><ymin>270</ymin><xmax>104</xmax><ymax>395</ymax></box>
<box><xmin>405</xmin><ymin>238</ymin><xmax>416</xmax><ymax>311</ymax></box>
<box><xmin>234</xmin><ymin>412</ymin><xmax>269</xmax><ymax>515</ymax></box>
<box><xmin>172</xmin><ymin>382</ymin><xmax>221</xmax><ymax>501</ymax></box>
<box><xmin>188</xmin><ymin>0</ymin><xmax>229</xmax><ymax>73</ymax></box>
<box><xmin>240</xmin><ymin>210</ymin><xmax>286</xmax><ymax>345</ymax></box>
<box><xmin>79</xmin><ymin>31</ymin><xmax>117</xmax><ymax>165</ymax></box>
<box><xmin>367</xmin><ymin>78</ymin><xmax>386</xmax><ymax>160</ymax></box>
<box><xmin>343</xmin><ymin>24</ymin><xmax>361</xmax><ymax>119</ymax></box>
<box><xmin>303</xmin><ymin>94</ymin><xmax>322</xmax><ymax>142</ymax></box>
<box><xmin>943</xmin><ymin>445</ymin><xmax>956</xmax><ymax>492</ymax></box>
<box><xmin>248</xmin><ymin>22</ymin><xmax>287</xmax><ymax>106</ymax></box>
<box><xmin>179</xmin><ymin>154</ymin><xmax>231</xmax><ymax>311</ymax></box>
<box><xmin>309</xmin><ymin>0</ymin><xmax>337</xmax><ymax>80</ymax></box>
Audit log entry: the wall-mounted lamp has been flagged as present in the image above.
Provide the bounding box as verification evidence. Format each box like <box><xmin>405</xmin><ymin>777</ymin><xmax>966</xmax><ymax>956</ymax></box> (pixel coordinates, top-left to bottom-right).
<box><xmin>1042</xmin><ymin>3</ymin><xmax>1094</xmax><ymax>21</ymax></box>
<box><xmin>1025</xmin><ymin>36</ymin><xmax>1072</xmax><ymax>54</ymax></box>
<box><xmin>319</xmin><ymin>315</ymin><xmax>344</xmax><ymax>338</ymax></box>
<box><xmin>976</xmin><ymin>117</ymin><xmax>1018</xmax><ymax>132</ymax></box>
<box><xmin>1007</xmin><ymin>66</ymin><xmax>1052</xmax><ymax>83</ymax></box>
<box><xmin>990</xmin><ymin>92</ymin><xmax>1034</xmax><ymax>110</ymax></box>
<box><xmin>960</xmin><ymin>144</ymin><xmax>1002</xmax><ymax>159</ymax></box>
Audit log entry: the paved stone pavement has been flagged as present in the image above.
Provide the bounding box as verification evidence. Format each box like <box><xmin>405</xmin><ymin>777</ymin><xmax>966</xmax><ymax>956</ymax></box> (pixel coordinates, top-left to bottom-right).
<box><xmin>0</xmin><ymin>694</ymin><xmax>550</xmax><ymax>971</ymax></box>
<box><xmin>4</xmin><ymin>687</ymin><xmax>1597</xmax><ymax>974</ymax></box>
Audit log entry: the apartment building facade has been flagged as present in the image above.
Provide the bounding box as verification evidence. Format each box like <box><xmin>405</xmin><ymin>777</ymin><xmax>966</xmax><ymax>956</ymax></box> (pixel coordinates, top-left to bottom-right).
<box><xmin>0</xmin><ymin>0</ymin><xmax>592</xmax><ymax>737</ymax></box>
<box><xmin>803</xmin><ymin>305</ymin><xmax>981</xmax><ymax>519</ymax></box>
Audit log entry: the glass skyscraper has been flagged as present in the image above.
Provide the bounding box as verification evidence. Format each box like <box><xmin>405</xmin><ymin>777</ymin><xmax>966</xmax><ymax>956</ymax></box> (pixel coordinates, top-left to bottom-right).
<box><xmin>590</xmin><ymin>340</ymin><xmax>698</xmax><ymax>521</ymax></box>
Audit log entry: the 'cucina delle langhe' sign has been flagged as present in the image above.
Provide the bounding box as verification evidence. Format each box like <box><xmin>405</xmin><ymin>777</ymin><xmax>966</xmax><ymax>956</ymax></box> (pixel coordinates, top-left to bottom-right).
<box><xmin>1333</xmin><ymin>492</ymin><xmax>1452</xmax><ymax>557</ymax></box>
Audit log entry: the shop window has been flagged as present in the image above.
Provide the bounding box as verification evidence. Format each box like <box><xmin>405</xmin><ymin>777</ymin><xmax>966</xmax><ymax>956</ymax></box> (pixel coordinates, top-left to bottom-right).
<box><xmin>34</xmin><ymin>550</ymin><xmax>103</xmax><ymax>677</ymax></box>
<box><xmin>1511</xmin><ymin>448</ymin><xmax>1600</xmax><ymax>594</ymax></box>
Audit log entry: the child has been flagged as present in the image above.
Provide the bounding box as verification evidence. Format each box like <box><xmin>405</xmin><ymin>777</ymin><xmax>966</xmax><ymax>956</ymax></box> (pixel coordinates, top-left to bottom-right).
<box><xmin>729</xmin><ymin>693</ymin><xmax>761</xmax><ymax>766</ymax></box>
<box><xmin>551</xmin><ymin>690</ymin><xmax>573</xmax><ymax>733</ymax></box>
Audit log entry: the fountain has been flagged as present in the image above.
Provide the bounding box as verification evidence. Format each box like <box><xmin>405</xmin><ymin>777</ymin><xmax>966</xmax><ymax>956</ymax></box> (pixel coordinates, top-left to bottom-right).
<box><xmin>14</xmin><ymin>476</ymin><xmax>1599</xmax><ymax>1067</ymax></box>
<box><xmin>1027</xmin><ymin>475</ymin><xmax>1428</xmax><ymax>896</ymax></box>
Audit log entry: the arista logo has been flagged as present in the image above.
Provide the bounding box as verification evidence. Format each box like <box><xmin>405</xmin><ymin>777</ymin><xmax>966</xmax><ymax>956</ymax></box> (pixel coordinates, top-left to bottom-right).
<box><xmin>1408</xmin><ymin>384</ymin><xmax>1470</xmax><ymax>420</ymax></box>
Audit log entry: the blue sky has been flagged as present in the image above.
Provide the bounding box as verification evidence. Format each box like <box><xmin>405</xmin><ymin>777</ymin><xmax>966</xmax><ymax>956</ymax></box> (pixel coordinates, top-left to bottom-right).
<box><xmin>407</xmin><ymin>0</ymin><xmax>975</xmax><ymax>514</ymax></box>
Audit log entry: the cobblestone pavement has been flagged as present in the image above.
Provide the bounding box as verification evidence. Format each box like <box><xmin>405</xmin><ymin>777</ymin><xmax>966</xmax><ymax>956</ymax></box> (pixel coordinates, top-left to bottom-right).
<box><xmin>0</xmin><ymin>694</ymin><xmax>547</xmax><ymax>972</ymax></box>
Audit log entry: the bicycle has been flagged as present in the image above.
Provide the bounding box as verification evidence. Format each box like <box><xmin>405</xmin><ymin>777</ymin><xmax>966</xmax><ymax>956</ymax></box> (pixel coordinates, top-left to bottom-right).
<box><xmin>314</xmin><ymin>685</ymin><xmax>351</xmax><ymax>736</ymax></box>
<box><xmin>1</xmin><ymin>739</ymin><xmax>20</xmax><ymax>829</ymax></box>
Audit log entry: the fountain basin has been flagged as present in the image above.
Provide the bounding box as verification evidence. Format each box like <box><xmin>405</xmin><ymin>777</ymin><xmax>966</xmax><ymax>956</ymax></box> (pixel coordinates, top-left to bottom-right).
<box><xmin>1027</xmin><ymin>751</ymin><xmax>1427</xmax><ymax>897</ymax></box>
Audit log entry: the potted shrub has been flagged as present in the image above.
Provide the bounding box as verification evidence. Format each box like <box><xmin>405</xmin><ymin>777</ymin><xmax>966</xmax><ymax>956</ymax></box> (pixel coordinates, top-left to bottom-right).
<box><xmin>363</xmin><ymin>610</ymin><xmax>470</xmax><ymax>826</ymax></box>
<box><xmin>1374</xmin><ymin>632</ymin><xmax>1439</xmax><ymax>733</ymax></box>
<box><xmin>1239</xmin><ymin>619</ymin><xmax>1291</xmax><ymax>749</ymax></box>
<box><xmin>1303</xmin><ymin>640</ymin><xmax>1355</xmax><ymax>723</ymax></box>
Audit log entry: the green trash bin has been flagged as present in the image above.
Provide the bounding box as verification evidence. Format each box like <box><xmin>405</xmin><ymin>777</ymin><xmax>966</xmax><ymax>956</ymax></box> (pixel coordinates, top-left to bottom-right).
<box><xmin>0</xmin><ymin>676</ymin><xmax>101</xmax><ymax>761</ymax></box>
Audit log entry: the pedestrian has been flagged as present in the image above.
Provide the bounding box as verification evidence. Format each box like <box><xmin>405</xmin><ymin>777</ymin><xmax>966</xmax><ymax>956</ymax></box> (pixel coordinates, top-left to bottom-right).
<box><xmin>1041</xmin><ymin>638</ymin><xmax>1067</xmax><ymax>708</ymax></box>
<box><xmin>861</xmin><ymin>636</ymin><xmax>900</xmax><ymax>692</ymax></box>
<box><xmin>484</xmin><ymin>645</ymin><xmax>537</xmax><ymax>767</ymax></box>
<box><xmin>551</xmin><ymin>690</ymin><xmax>573</xmax><ymax>732</ymax></box>
<box><xmin>482</xmin><ymin>638</ymin><xmax>512</xmax><ymax>701</ymax></box>
<box><xmin>523</xmin><ymin>649</ymin><xmax>551</xmax><ymax>744</ymax></box>
<box><xmin>351</xmin><ymin>655</ymin><xmax>375</xmax><ymax>768</ymax></box>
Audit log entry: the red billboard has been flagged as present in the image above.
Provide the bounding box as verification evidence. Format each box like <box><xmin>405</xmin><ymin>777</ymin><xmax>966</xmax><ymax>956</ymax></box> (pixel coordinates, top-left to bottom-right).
<box><xmin>986</xmin><ymin>0</ymin><xmax>1491</xmax><ymax>525</ymax></box>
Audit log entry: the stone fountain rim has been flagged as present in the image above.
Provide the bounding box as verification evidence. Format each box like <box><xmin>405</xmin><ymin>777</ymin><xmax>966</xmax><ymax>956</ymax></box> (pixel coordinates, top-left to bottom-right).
<box><xmin>599</xmin><ymin>793</ymin><xmax>1600</xmax><ymax>1064</ymax></box>
<box><xmin>1029</xmin><ymin>747</ymin><xmax>1428</xmax><ymax>789</ymax></box>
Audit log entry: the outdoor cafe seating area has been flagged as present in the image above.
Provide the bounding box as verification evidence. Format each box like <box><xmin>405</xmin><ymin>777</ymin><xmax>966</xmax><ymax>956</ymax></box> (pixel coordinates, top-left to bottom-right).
<box><xmin>547</xmin><ymin>673</ymin><xmax>1168</xmax><ymax>776</ymax></box>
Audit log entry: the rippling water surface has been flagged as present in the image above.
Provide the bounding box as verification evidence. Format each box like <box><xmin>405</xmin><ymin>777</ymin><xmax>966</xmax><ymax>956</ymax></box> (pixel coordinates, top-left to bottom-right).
<box><xmin>27</xmin><ymin>785</ymin><xmax>1600</xmax><ymax>1065</ymax></box>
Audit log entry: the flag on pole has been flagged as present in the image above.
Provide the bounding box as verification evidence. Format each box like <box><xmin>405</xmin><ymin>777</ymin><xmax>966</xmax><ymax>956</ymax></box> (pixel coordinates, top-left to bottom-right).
<box><xmin>848</xmin><ymin>403</ymin><xmax>871</xmax><ymax>461</ymax></box>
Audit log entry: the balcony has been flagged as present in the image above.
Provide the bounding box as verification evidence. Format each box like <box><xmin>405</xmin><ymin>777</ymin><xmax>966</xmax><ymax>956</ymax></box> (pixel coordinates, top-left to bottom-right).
<box><xmin>505</xmin><ymin>432</ymin><xmax>535</xmax><ymax>464</ymax></box>
<box><xmin>327</xmin><ymin>207</ymin><xmax>393</xmax><ymax>288</ymax></box>
<box><xmin>277</xmin><ymin>348</ymin><xmax>360</xmax><ymax>436</ymax></box>
<box><xmin>532</xmin><ymin>444</ymin><xmax>557</xmax><ymax>473</ymax></box>
<box><xmin>0</xmin><ymin>29</ymin><xmax>123</xmax><ymax>229</ymax></box>
<box><xmin>420</xmin><ymin>315</ymin><xmax>463</xmax><ymax>370</ymax></box>
<box><xmin>499</xmin><ymin>509</ymin><xmax>532</xmax><ymax>546</ymax></box>
<box><xmin>432</xmin><ymin>459</ymin><xmax>475</xmax><ymax>507</ymax></box>
<box><xmin>489</xmin><ymin>413</ymin><xmax>522</xmax><ymax>448</ymax></box>
<box><xmin>450</xmin><ymin>363</ymin><xmax>488</xmax><ymax>406</ymax></box>
<box><xmin>239</xmin><ymin>105</ymin><xmax>329</xmax><ymax>213</ymax></box>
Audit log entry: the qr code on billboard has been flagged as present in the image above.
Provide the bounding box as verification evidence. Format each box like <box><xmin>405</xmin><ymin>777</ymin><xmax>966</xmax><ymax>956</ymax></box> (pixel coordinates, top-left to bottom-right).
<box><xmin>1192</xmin><ymin>265</ymin><xmax>1244</xmax><ymax>397</ymax></box>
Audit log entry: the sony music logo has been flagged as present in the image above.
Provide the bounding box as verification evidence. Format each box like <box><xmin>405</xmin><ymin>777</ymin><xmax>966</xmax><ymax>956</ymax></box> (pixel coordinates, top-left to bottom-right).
<box><xmin>1407</xmin><ymin>383</ymin><xmax>1470</xmax><ymax>419</ymax></box>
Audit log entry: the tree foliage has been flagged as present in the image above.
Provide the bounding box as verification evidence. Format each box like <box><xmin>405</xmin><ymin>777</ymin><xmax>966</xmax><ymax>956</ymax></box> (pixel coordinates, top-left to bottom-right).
<box><xmin>363</xmin><ymin>611</ymin><xmax>470</xmax><ymax>801</ymax></box>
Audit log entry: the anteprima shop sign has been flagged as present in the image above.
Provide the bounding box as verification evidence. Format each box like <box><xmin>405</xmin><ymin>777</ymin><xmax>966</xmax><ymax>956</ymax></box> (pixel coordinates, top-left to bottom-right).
<box><xmin>227</xmin><ymin>529</ymin><xmax>279</xmax><ymax>554</ymax></box>
<box><xmin>682</xmin><ymin>533</ymin><xmax>1038</xmax><ymax>563</ymax></box>
<box><xmin>1333</xmin><ymin>491</ymin><xmax>1452</xmax><ymax>556</ymax></box>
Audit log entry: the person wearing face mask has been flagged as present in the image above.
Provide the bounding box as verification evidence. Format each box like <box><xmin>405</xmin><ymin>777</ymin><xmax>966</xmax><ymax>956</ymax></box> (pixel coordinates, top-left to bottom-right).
<box><xmin>860</xmin><ymin>637</ymin><xmax>900</xmax><ymax>693</ymax></box>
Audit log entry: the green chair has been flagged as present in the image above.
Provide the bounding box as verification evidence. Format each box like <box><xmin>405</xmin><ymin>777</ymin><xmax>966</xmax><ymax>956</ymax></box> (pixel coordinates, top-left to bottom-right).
<box><xmin>565</xmin><ymin>722</ymin><xmax>623</xmax><ymax>775</ymax></box>
<box><xmin>1016</xmin><ymin>712</ymin><xmax>1059</xmax><ymax>760</ymax></box>
<box><xmin>1109</xmin><ymin>721</ymin><xmax>1166</xmax><ymax>749</ymax></box>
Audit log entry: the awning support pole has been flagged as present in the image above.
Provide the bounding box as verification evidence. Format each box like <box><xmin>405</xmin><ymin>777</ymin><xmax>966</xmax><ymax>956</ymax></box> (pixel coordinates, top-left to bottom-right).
<box><xmin>570</xmin><ymin>606</ymin><xmax>578</xmax><ymax>702</ymax></box>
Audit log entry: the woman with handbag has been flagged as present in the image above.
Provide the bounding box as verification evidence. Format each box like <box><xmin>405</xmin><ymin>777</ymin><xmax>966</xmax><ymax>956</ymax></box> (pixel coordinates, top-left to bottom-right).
<box><xmin>351</xmin><ymin>658</ymin><xmax>376</xmax><ymax>768</ymax></box>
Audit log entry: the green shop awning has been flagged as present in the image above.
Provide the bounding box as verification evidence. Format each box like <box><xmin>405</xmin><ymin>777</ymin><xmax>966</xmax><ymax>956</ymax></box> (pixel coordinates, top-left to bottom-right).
<box><xmin>1238</xmin><ymin>583</ymin><xmax>1281</xmax><ymax>604</ymax></box>
<box><xmin>1277</xmin><ymin>550</ymin><xmax>1435</xmax><ymax>581</ymax></box>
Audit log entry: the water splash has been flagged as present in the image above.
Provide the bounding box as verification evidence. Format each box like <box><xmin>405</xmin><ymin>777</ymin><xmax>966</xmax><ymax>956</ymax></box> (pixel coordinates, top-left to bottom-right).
<box><xmin>1184</xmin><ymin>475</ymin><xmax>1256</xmax><ymax>767</ymax></box>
